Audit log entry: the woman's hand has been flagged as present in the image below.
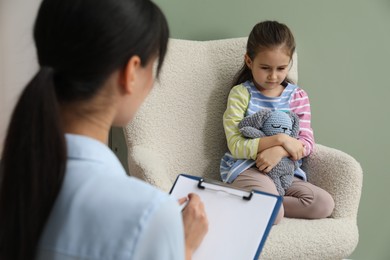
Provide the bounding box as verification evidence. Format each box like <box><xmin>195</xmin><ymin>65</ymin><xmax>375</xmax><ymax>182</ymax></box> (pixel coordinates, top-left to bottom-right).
<box><xmin>180</xmin><ymin>193</ymin><xmax>208</xmax><ymax>260</ymax></box>
<box><xmin>279</xmin><ymin>134</ymin><xmax>305</xmax><ymax>161</ymax></box>
<box><xmin>256</xmin><ymin>146</ymin><xmax>288</xmax><ymax>173</ymax></box>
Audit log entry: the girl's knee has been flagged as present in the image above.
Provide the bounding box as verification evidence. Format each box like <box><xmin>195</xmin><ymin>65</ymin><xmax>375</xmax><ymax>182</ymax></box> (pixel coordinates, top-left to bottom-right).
<box><xmin>304</xmin><ymin>188</ymin><xmax>334</xmax><ymax>219</ymax></box>
<box><xmin>284</xmin><ymin>183</ymin><xmax>335</xmax><ymax>219</ymax></box>
<box><xmin>314</xmin><ymin>191</ymin><xmax>335</xmax><ymax>218</ymax></box>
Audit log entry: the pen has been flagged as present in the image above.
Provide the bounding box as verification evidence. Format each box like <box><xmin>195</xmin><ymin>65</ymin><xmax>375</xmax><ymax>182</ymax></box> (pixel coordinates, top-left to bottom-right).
<box><xmin>179</xmin><ymin>196</ymin><xmax>189</xmax><ymax>211</ymax></box>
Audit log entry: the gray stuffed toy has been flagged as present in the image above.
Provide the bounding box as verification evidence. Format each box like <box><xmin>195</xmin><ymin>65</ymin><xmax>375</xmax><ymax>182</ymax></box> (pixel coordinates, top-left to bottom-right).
<box><xmin>238</xmin><ymin>110</ymin><xmax>300</xmax><ymax>196</ymax></box>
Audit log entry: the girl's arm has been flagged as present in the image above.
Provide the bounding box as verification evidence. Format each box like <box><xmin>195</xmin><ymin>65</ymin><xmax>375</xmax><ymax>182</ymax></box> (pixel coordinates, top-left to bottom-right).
<box><xmin>223</xmin><ymin>85</ymin><xmax>260</xmax><ymax>160</ymax></box>
<box><xmin>256</xmin><ymin>145</ymin><xmax>289</xmax><ymax>173</ymax></box>
<box><xmin>257</xmin><ymin>134</ymin><xmax>291</xmax><ymax>153</ymax></box>
<box><xmin>258</xmin><ymin>135</ymin><xmax>304</xmax><ymax>162</ymax></box>
<box><xmin>289</xmin><ymin>88</ymin><xmax>315</xmax><ymax>157</ymax></box>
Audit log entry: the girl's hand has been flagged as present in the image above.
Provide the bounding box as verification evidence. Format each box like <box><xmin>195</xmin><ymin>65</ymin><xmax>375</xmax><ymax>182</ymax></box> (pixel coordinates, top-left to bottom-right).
<box><xmin>256</xmin><ymin>146</ymin><xmax>287</xmax><ymax>173</ymax></box>
<box><xmin>279</xmin><ymin>134</ymin><xmax>305</xmax><ymax>161</ymax></box>
<box><xmin>180</xmin><ymin>193</ymin><xmax>208</xmax><ymax>260</ymax></box>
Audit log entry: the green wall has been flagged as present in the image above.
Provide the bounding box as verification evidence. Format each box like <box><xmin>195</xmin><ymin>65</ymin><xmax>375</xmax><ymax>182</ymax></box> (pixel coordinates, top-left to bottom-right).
<box><xmin>154</xmin><ymin>0</ymin><xmax>390</xmax><ymax>259</ymax></box>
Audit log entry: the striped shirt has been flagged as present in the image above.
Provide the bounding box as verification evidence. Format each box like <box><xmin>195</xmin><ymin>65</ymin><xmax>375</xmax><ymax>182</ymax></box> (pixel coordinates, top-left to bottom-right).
<box><xmin>220</xmin><ymin>80</ymin><xmax>314</xmax><ymax>183</ymax></box>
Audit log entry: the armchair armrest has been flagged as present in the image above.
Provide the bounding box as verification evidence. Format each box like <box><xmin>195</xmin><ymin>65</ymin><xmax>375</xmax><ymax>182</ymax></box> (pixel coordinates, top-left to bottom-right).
<box><xmin>127</xmin><ymin>145</ymin><xmax>173</xmax><ymax>192</ymax></box>
<box><xmin>302</xmin><ymin>144</ymin><xmax>363</xmax><ymax>219</ymax></box>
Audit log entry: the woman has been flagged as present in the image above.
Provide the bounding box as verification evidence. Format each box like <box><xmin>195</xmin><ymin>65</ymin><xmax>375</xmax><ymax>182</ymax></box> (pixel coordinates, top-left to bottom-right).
<box><xmin>0</xmin><ymin>0</ymin><xmax>208</xmax><ymax>259</ymax></box>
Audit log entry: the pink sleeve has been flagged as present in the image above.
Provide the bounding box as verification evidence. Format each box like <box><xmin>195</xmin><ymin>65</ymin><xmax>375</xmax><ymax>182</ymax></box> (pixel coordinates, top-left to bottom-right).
<box><xmin>290</xmin><ymin>88</ymin><xmax>315</xmax><ymax>156</ymax></box>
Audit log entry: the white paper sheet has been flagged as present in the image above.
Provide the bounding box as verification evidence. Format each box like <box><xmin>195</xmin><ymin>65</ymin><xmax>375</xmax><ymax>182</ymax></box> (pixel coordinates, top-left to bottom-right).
<box><xmin>170</xmin><ymin>174</ymin><xmax>281</xmax><ymax>260</ymax></box>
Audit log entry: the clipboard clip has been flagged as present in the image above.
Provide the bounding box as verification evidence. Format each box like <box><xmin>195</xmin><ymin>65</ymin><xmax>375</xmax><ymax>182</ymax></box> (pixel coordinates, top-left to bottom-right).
<box><xmin>197</xmin><ymin>178</ymin><xmax>254</xmax><ymax>201</ymax></box>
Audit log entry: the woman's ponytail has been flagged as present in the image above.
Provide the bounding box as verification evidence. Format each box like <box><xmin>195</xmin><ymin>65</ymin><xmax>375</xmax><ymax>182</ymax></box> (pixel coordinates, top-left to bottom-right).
<box><xmin>0</xmin><ymin>67</ymin><xmax>66</xmax><ymax>260</ymax></box>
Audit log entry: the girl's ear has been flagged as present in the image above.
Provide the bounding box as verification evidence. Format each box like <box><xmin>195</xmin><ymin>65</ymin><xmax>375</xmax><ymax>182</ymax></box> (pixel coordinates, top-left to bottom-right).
<box><xmin>244</xmin><ymin>54</ymin><xmax>253</xmax><ymax>70</ymax></box>
<box><xmin>119</xmin><ymin>55</ymin><xmax>141</xmax><ymax>94</ymax></box>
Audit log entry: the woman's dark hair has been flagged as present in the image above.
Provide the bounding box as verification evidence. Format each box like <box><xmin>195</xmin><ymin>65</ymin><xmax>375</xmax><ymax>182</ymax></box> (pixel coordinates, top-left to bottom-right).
<box><xmin>0</xmin><ymin>0</ymin><xmax>169</xmax><ymax>259</ymax></box>
<box><xmin>233</xmin><ymin>20</ymin><xmax>296</xmax><ymax>87</ymax></box>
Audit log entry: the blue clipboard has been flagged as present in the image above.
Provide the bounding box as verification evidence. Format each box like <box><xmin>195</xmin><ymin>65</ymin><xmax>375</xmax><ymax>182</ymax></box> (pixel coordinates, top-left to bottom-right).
<box><xmin>170</xmin><ymin>174</ymin><xmax>282</xmax><ymax>260</ymax></box>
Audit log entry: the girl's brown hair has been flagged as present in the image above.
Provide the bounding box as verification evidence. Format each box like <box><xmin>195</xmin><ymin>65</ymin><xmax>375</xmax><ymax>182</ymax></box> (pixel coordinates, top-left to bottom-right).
<box><xmin>233</xmin><ymin>20</ymin><xmax>296</xmax><ymax>86</ymax></box>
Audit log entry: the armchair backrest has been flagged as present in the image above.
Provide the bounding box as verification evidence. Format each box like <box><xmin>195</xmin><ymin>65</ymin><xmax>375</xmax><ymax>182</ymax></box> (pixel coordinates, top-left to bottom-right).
<box><xmin>124</xmin><ymin>38</ymin><xmax>298</xmax><ymax>191</ymax></box>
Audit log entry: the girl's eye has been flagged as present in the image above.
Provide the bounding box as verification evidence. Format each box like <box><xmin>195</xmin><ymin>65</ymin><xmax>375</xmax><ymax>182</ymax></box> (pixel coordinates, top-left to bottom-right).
<box><xmin>261</xmin><ymin>67</ymin><xmax>269</xmax><ymax>70</ymax></box>
<box><xmin>278</xmin><ymin>67</ymin><xmax>286</xmax><ymax>71</ymax></box>
<box><xmin>271</xmin><ymin>124</ymin><xmax>281</xmax><ymax>128</ymax></box>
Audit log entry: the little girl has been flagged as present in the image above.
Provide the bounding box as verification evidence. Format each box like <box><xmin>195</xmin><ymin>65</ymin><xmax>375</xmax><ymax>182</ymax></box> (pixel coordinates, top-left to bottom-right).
<box><xmin>220</xmin><ymin>21</ymin><xmax>334</xmax><ymax>224</ymax></box>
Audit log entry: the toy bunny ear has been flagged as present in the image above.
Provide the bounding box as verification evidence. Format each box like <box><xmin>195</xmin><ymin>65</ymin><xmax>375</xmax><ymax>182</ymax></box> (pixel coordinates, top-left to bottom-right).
<box><xmin>238</xmin><ymin>109</ymin><xmax>272</xmax><ymax>130</ymax></box>
<box><xmin>288</xmin><ymin>112</ymin><xmax>300</xmax><ymax>138</ymax></box>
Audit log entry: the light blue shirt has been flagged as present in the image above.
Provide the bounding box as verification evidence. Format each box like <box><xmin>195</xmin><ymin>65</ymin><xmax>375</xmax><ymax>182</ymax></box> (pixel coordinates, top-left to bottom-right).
<box><xmin>36</xmin><ymin>134</ymin><xmax>184</xmax><ymax>260</ymax></box>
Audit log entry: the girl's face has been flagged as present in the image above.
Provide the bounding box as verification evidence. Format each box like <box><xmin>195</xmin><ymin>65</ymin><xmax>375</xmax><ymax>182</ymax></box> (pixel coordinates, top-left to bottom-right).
<box><xmin>245</xmin><ymin>47</ymin><xmax>291</xmax><ymax>94</ymax></box>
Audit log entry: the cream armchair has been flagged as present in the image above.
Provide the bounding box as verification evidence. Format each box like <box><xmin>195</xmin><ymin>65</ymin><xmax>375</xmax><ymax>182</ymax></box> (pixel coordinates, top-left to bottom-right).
<box><xmin>123</xmin><ymin>38</ymin><xmax>363</xmax><ymax>260</ymax></box>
